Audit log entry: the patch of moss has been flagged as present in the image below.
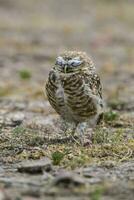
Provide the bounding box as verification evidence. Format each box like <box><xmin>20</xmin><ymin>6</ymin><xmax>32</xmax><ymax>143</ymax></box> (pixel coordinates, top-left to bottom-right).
<box><xmin>67</xmin><ymin>151</ymin><xmax>90</xmax><ymax>169</ymax></box>
<box><xmin>52</xmin><ymin>151</ymin><xmax>65</xmax><ymax>165</ymax></box>
<box><xmin>92</xmin><ymin>128</ymin><xmax>124</xmax><ymax>145</ymax></box>
<box><xmin>104</xmin><ymin>110</ymin><xmax>119</xmax><ymax>122</ymax></box>
<box><xmin>17</xmin><ymin>149</ymin><xmax>45</xmax><ymax>160</ymax></box>
<box><xmin>12</xmin><ymin>126</ymin><xmax>44</xmax><ymax>147</ymax></box>
<box><xmin>19</xmin><ymin>69</ymin><xmax>32</xmax><ymax>80</ymax></box>
<box><xmin>92</xmin><ymin>128</ymin><xmax>109</xmax><ymax>144</ymax></box>
<box><xmin>12</xmin><ymin>126</ymin><xmax>26</xmax><ymax>135</ymax></box>
<box><xmin>91</xmin><ymin>186</ymin><xmax>104</xmax><ymax>200</ymax></box>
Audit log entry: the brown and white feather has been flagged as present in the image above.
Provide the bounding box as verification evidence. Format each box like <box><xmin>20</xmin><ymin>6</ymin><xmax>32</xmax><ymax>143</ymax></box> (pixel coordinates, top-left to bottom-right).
<box><xmin>46</xmin><ymin>51</ymin><xmax>103</xmax><ymax>127</ymax></box>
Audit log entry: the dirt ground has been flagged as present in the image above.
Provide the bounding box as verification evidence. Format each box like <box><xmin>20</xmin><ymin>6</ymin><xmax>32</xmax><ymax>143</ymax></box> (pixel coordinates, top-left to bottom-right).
<box><xmin>0</xmin><ymin>0</ymin><xmax>134</xmax><ymax>199</ymax></box>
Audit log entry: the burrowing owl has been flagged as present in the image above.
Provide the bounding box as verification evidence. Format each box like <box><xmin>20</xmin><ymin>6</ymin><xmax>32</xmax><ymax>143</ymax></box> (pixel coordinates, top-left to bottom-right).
<box><xmin>46</xmin><ymin>51</ymin><xmax>104</xmax><ymax>144</ymax></box>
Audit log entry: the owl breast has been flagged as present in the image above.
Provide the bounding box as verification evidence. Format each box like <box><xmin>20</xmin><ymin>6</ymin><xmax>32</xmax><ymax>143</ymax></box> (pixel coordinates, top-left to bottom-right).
<box><xmin>46</xmin><ymin>69</ymin><xmax>99</xmax><ymax>123</ymax></box>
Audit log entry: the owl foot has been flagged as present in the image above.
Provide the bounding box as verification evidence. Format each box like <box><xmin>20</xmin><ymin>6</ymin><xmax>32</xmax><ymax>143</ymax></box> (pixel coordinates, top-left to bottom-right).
<box><xmin>81</xmin><ymin>136</ymin><xmax>92</xmax><ymax>147</ymax></box>
<box><xmin>78</xmin><ymin>131</ymin><xmax>92</xmax><ymax>146</ymax></box>
<box><xmin>62</xmin><ymin>122</ymin><xmax>81</xmax><ymax>145</ymax></box>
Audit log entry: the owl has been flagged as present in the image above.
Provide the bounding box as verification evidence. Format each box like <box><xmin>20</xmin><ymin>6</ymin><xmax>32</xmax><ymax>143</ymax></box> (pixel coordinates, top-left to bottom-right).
<box><xmin>45</xmin><ymin>51</ymin><xmax>104</xmax><ymax>144</ymax></box>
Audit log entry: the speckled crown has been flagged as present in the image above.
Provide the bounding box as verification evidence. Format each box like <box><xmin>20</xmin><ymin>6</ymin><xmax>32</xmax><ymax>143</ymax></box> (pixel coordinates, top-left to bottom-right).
<box><xmin>59</xmin><ymin>51</ymin><xmax>95</xmax><ymax>70</ymax></box>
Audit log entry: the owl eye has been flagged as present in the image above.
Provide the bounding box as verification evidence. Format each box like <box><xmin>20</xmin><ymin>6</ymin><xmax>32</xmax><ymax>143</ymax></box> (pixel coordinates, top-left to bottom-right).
<box><xmin>68</xmin><ymin>59</ymin><xmax>83</xmax><ymax>67</ymax></box>
<box><xmin>56</xmin><ymin>56</ymin><xmax>66</xmax><ymax>66</ymax></box>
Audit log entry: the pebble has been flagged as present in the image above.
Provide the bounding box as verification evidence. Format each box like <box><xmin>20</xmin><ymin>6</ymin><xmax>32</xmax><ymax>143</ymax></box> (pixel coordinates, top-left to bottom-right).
<box><xmin>4</xmin><ymin>112</ymin><xmax>24</xmax><ymax>127</ymax></box>
<box><xmin>17</xmin><ymin>157</ymin><xmax>52</xmax><ymax>174</ymax></box>
<box><xmin>11</xmin><ymin>112</ymin><xmax>25</xmax><ymax>126</ymax></box>
<box><xmin>52</xmin><ymin>171</ymin><xmax>85</xmax><ymax>187</ymax></box>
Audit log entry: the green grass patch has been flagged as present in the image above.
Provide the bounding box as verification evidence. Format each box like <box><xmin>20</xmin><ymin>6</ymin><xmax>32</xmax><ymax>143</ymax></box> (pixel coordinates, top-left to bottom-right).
<box><xmin>12</xmin><ymin>126</ymin><xmax>44</xmax><ymax>147</ymax></box>
<box><xmin>1</xmin><ymin>125</ymin><xmax>134</xmax><ymax>166</ymax></box>
<box><xmin>19</xmin><ymin>69</ymin><xmax>32</xmax><ymax>80</ymax></box>
<box><xmin>12</xmin><ymin>126</ymin><xmax>26</xmax><ymax>135</ymax></box>
<box><xmin>52</xmin><ymin>151</ymin><xmax>65</xmax><ymax>165</ymax></box>
<box><xmin>91</xmin><ymin>186</ymin><xmax>104</xmax><ymax>200</ymax></box>
<box><xmin>104</xmin><ymin>110</ymin><xmax>119</xmax><ymax>122</ymax></box>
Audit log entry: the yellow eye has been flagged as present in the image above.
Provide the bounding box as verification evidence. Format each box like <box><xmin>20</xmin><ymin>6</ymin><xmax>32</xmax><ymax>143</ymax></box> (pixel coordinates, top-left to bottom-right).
<box><xmin>68</xmin><ymin>59</ymin><xmax>83</xmax><ymax>67</ymax></box>
<box><xmin>56</xmin><ymin>56</ymin><xmax>66</xmax><ymax>66</ymax></box>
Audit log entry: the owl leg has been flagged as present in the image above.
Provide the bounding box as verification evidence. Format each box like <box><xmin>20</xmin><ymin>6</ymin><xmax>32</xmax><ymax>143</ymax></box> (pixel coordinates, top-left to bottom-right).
<box><xmin>61</xmin><ymin>120</ymin><xmax>78</xmax><ymax>142</ymax></box>
<box><xmin>96</xmin><ymin>113</ymin><xmax>104</xmax><ymax>126</ymax></box>
<box><xmin>60</xmin><ymin>119</ymin><xmax>69</xmax><ymax>136</ymax></box>
<box><xmin>62</xmin><ymin>122</ymin><xmax>81</xmax><ymax>145</ymax></box>
<box><xmin>68</xmin><ymin>123</ymin><xmax>82</xmax><ymax>145</ymax></box>
<box><xmin>77</xmin><ymin>122</ymin><xmax>92</xmax><ymax>146</ymax></box>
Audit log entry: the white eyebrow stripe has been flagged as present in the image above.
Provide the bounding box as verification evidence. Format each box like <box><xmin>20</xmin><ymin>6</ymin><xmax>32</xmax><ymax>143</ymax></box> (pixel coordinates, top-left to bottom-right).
<box><xmin>56</xmin><ymin>56</ymin><xmax>64</xmax><ymax>62</ymax></box>
<box><xmin>56</xmin><ymin>56</ymin><xmax>66</xmax><ymax>65</ymax></box>
<box><xmin>73</xmin><ymin>57</ymin><xmax>80</xmax><ymax>60</ymax></box>
<box><xmin>58</xmin><ymin>56</ymin><xmax>63</xmax><ymax>59</ymax></box>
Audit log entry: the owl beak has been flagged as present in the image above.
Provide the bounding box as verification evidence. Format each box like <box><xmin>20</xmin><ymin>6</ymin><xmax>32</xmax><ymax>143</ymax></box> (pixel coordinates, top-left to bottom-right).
<box><xmin>63</xmin><ymin>64</ymin><xmax>68</xmax><ymax>73</ymax></box>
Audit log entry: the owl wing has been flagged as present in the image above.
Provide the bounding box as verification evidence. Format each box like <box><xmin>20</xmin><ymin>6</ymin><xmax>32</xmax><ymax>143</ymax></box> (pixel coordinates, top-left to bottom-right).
<box><xmin>82</xmin><ymin>71</ymin><xmax>104</xmax><ymax>126</ymax></box>
<box><xmin>45</xmin><ymin>69</ymin><xmax>62</xmax><ymax>115</ymax></box>
<box><xmin>83</xmin><ymin>71</ymin><xmax>104</xmax><ymax>112</ymax></box>
<box><xmin>84</xmin><ymin>72</ymin><xmax>103</xmax><ymax>99</ymax></box>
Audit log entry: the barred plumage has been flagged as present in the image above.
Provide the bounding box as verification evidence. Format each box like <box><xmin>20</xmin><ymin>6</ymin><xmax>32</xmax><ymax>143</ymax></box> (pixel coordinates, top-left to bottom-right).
<box><xmin>46</xmin><ymin>51</ymin><xmax>104</xmax><ymax>143</ymax></box>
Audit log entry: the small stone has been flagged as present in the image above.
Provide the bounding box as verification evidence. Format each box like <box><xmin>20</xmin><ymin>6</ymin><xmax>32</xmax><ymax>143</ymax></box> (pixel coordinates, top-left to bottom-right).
<box><xmin>112</xmin><ymin>121</ymin><xmax>124</xmax><ymax>127</ymax></box>
<box><xmin>28</xmin><ymin>101</ymin><xmax>46</xmax><ymax>113</ymax></box>
<box><xmin>82</xmin><ymin>166</ymin><xmax>105</xmax><ymax>178</ymax></box>
<box><xmin>87</xmin><ymin>177</ymin><xmax>102</xmax><ymax>184</ymax></box>
<box><xmin>14</xmin><ymin>102</ymin><xmax>26</xmax><ymax>110</ymax></box>
<box><xmin>17</xmin><ymin>157</ymin><xmax>52</xmax><ymax>174</ymax></box>
<box><xmin>100</xmin><ymin>160</ymin><xmax>116</xmax><ymax>168</ymax></box>
<box><xmin>4</xmin><ymin>112</ymin><xmax>24</xmax><ymax>127</ymax></box>
<box><xmin>42</xmin><ymin>171</ymin><xmax>53</xmax><ymax>181</ymax></box>
<box><xmin>11</xmin><ymin>112</ymin><xmax>25</xmax><ymax>126</ymax></box>
<box><xmin>52</xmin><ymin>171</ymin><xmax>85</xmax><ymax>188</ymax></box>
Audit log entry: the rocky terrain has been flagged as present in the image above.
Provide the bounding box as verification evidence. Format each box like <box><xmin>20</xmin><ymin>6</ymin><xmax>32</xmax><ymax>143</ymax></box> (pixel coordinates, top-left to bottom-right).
<box><xmin>0</xmin><ymin>0</ymin><xmax>134</xmax><ymax>199</ymax></box>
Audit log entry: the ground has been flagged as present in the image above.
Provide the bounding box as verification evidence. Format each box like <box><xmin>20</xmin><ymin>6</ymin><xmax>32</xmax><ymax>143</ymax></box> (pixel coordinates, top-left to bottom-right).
<box><xmin>0</xmin><ymin>0</ymin><xmax>134</xmax><ymax>199</ymax></box>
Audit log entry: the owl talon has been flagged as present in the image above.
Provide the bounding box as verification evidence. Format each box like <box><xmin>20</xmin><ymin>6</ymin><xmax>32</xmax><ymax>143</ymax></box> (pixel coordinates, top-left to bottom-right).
<box><xmin>83</xmin><ymin>139</ymin><xmax>92</xmax><ymax>147</ymax></box>
<box><xmin>78</xmin><ymin>134</ymin><xmax>92</xmax><ymax>146</ymax></box>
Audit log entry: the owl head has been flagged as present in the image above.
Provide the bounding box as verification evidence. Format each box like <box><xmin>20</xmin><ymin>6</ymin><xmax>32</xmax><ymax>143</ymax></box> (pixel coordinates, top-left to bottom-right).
<box><xmin>54</xmin><ymin>51</ymin><xmax>95</xmax><ymax>73</ymax></box>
